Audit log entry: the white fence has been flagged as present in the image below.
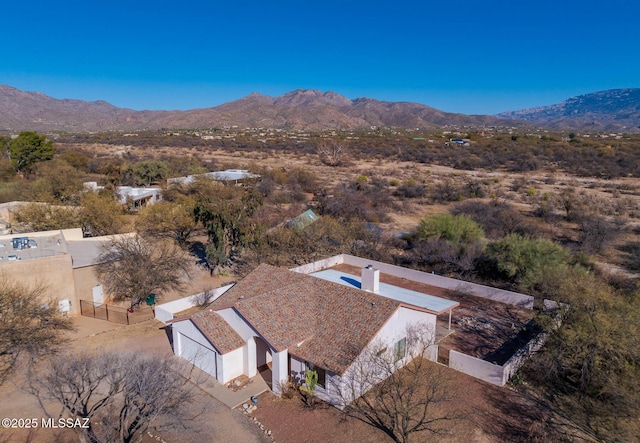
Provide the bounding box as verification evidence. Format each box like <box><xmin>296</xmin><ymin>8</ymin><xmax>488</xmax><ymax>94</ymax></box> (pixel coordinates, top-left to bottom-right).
<box><xmin>448</xmin><ymin>329</ymin><xmax>550</xmax><ymax>386</ymax></box>
<box><xmin>155</xmin><ymin>284</ymin><xmax>234</xmax><ymax>324</ymax></box>
<box><xmin>449</xmin><ymin>350</ymin><xmax>505</xmax><ymax>386</ymax></box>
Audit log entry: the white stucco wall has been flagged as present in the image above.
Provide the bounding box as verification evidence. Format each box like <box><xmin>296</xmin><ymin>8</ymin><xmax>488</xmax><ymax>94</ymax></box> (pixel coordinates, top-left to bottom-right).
<box><xmin>172</xmin><ymin>318</ymin><xmax>247</xmax><ymax>384</ymax></box>
<box><xmin>272</xmin><ymin>349</ymin><xmax>288</xmax><ymax>396</ymax></box>
<box><xmin>295</xmin><ymin>306</ymin><xmax>438</xmax><ymax>407</ymax></box>
<box><xmin>219</xmin><ymin>347</ymin><xmax>245</xmax><ymax>384</ymax></box>
<box><xmin>449</xmin><ymin>350</ymin><xmax>504</xmax><ymax>386</ymax></box>
<box><xmin>216</xmin><ymin>308</ymin><xmax>261</xmax><ymax>341</ymax></box>
<box><xmin>172</xmin><ymin>320</ymin><xmax>220</xmax><ymax>379</ymax></box>
<box><xmin>154</xmin><ymin>284</ymin><xmax>234</xmax><ymax>323</ymax></box>
<box><xmin>289</xmin><ymin>355</ymin><xmax>305</xmax><ymax>382</ymax></box>
<box><xmin>215</xmin><ymin>308</ymin><xmax>279</xmax><ymax>380</ymax></box>
<box><xmin>374</xmin><ymin>306</ymin><xmax>437</xmax><ymax>348</ymax></box>
<box><xmin>290</xmin><ymin>255</ymin><xmax>345</xmax><ymax>274</ymax></box>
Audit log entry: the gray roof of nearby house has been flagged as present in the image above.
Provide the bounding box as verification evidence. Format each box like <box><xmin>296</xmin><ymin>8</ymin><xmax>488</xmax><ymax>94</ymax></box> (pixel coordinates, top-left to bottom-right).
<box><xmin>167</xmin><ymin>169</ymin><xmax>260</xmax><ymax>185</ymax></box>
<box><xmin>65</xmin><ymin>239</ymin><xmax>108</xmax><ymax>268</ymax></box>
<box><xmin>0</xmin><ymin>233</ymin><xmax>66</xmax><ymax>262</ymax></box>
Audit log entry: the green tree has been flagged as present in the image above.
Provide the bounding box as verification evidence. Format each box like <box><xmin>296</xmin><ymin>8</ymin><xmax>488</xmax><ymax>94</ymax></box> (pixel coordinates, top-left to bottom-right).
<box><xmin>524</xmin><ymin>266</ymin><xmax>640</xmax><ymax>441</ymax></box>
<box><xmin>13</xmin><ymin>202</ymin><xmax>79</xmax><ymax>232</ymax></box>
<box><xmin>194</xmin><ymin>187</ymin><xmax>263</xmax><ymax>272</ymax></box>
<box><xmin>135</xmin><ymin>199</ymin><xmax>197</xmax><ymax>245</ymax></box>
<box><xmin>79</xmin><ymin>192</ymin><xmax>126</xmax><ymax>236</ymax></box>
<box><xmin>122</xmin><ymin>160</ymin><xmax>169</xmax><ymax>186</ymax></box>
<box><xmin>8</xmin><ymin>131</ymin><xmax>56</xmax><ymax>173</ymax></box>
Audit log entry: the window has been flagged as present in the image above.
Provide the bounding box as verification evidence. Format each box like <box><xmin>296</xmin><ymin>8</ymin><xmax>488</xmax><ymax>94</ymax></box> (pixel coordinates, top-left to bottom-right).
<box><xmin>306</xmin><ymin>362</ymin><xmax>326</xmax><ymax>388</ymax></box>
<box><xmin>394</xmin><ymin>337</ymin><xmax>406</xmax><ymax>362</ymax></box>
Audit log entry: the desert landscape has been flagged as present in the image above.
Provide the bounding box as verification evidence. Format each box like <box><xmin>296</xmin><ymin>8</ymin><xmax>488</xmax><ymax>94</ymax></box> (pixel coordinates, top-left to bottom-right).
<box><xmin>1</xmin><ymin>121</ymin><xmax>639</xmax><ymax>442</ymax></box>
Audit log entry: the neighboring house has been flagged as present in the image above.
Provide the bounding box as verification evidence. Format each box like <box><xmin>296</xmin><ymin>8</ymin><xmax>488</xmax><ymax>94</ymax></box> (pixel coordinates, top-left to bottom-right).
<box><xmin>0</xmin><ymin>228</ymin><xmax>133</xmax><ymax>316</ymax></box>
<box><xmin>167</xmin><ymin>169</ymin><xmax>260</xmax><ymax>186</ymax></box>
<box><xmin>114</xmin><ymin>186</ymin><xmax>162</xmax><ymax>209</ymax></box>
<box><xmin>83</xmin><ymin>182</ymin><xmax>162</xmax><ymax>210</ymax></box>
<box><xmin>170</xmin><ymin>263</ymin><xmax>459</xmax><ymax>406</ymax></box>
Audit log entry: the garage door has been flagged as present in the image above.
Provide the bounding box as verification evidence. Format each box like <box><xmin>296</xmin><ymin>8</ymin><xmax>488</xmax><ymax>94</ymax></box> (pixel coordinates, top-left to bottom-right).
<box><xmin>179</xmin><ymin>333</ymin><xmax>217</xmax><ymax>378</ymax></box>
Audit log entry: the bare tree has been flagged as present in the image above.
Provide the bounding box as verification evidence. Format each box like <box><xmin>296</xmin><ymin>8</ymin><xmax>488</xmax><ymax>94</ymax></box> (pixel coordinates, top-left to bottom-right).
<box><xmin>317</xmin><ymin>140</ymin><xmax>349</xmax><ymax>166</ymax></box>
<box><xmin>29</xmin><ymin>351</ymin><xmax>198</xmax><ymax>443</ymax></box>
<box><xmin>338</xmin><ymin>323</ymin><xmax>459</xmax><ymax>443</ymax></box>
<box><xmin>0</xmin><ymin>277</ymin><xmax>73</xmax><ymax>385</ymax></box>
<box><xmin>96</xmin><ymin>236</ymin><xmax>192</xmax><ymax>309</ymax></box>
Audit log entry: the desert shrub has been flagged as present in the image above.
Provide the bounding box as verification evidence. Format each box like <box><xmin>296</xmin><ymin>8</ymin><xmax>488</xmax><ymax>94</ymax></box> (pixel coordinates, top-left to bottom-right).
<box><xmin>252</xmin><ymin>216</ymin><xmax>390</xmax><ymax>268</ymax></box>
<box><xmin>256</xmin><ymin>177</ymin><xmax>276</xmax><ymax>197</ymax></box>
<box><xmin>58</xmin><ymin>149</ymin><xmax>90</xmax><ymax>171</ymax></box>
<box><xmin>13</xmin><ymin>203</ymin><xmax>79</xmax><ymax>232</ymax></box>
<box><xmin>618</xmin><ymin>240</ymin><xmax>640</xmax><ymax>272</ymax></box>
<box><xmin>33</xmin><ymin>159</ymin><xmax>86</xmax><ymax>203</ymax></box>
<box><xmin>409</xmin><ymin>214</ymin><xmax>485</xmax><ymax>276</ymax></box>
<box><xmin>523</xmin><ymin>266</ymin><xmax>640</xmax><ymax>442</ymax></box>
<box><xmin>395</xmin><ymin>180</ymin><xmax>426</xmax><ymax>199</ymax></box>
<box><xmin>416</xmin><ymin>213</ymin><xmax>484</xmax><ymax>244</ymax></box>
<box><xmin>287</xmin><ymin>167</ymin><xmax>319</xmax><ymax>193</ymax></box>
<box><xmin>485</xmin><ymin>234</ymin><xmax>571</xmax><ymax>290</ymax></box>
<box><xmin>431</xmin><ymin>180</ymin><xmax>462</xmax><ymax>203</ymax></box>
<box><xmin>578</xmin><ymin>215</ymin><xmax>625</xmax><ymax>254</ymax></box>
<box><xmin>0</xmin><ymin>182</ymin><xmax>22</xmax><ymax>203</ymax></box>
<box><xmin>162</xmin><ymin>154</ymin><xmax>208</xmax><ymax>177</ymax></box>
<box><xmin>409</xmin><ymin>237</ymin><xmax>484</xmax><ymax>276</ymax></box>
<box><xmin>318</xmin><ymin>179</ymin><xmax>393</xmax><ymax>223</ymax></box>
<box><xmin>452</xmin><ymin>200</ymin><xmax>537</xmax><ymax>239</ymax></box>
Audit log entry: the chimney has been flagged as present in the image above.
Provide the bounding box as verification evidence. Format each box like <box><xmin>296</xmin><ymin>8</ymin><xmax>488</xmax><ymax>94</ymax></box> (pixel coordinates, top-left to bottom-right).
<box><xmin>362</xmin><ymin>265</ymin><xmax>380</xmax><ymax>293</ymax></box>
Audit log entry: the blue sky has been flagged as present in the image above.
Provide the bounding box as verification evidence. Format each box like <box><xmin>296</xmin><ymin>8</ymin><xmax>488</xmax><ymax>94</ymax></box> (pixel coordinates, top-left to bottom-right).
<box><xmin>1</xmin><ymin>0</ymin><xmax>638</xmax><ymax>114</ymax></box>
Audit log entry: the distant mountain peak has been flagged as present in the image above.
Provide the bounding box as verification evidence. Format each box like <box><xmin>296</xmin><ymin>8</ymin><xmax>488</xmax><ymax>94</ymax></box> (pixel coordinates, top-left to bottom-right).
<box><xmin>275</xmin><ymin>89</ymin><xmax>352</xmax><ymax>107</ymax></box>
<box><xmin>496</xmin><ymin>88</ymin><xmax>640</xmax><ymax>132</ymax></box>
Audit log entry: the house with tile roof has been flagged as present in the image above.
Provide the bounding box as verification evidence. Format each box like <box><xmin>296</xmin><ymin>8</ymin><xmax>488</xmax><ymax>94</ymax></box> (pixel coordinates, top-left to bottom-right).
<box><xmin>170</xmin><ymin>263</ymin><xmax>459</xmax><ymax>405</ymax></box>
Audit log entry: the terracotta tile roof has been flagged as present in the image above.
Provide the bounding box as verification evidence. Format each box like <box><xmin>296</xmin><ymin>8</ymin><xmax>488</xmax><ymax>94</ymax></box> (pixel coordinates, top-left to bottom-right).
<box><xmin>190</xmin><ymin>310</ymin><xmax>245</xmax><ymax>354</ymax></box>
<box><xmin>211</xmin><ymin>264</ymin><xmax>402</xmax><ymax>375</ymax></box>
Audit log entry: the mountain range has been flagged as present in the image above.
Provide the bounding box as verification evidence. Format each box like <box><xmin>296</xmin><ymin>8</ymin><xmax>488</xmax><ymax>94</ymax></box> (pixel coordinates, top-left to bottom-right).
<box><xmin>497</xmin><ymin>88</ymin><xmax>640</xmax><ymax>132</ymax></box>
<box><xmin>1</xmin><ymin>84</ymin><xmax>638</xmax><ymax>133</ymax></box>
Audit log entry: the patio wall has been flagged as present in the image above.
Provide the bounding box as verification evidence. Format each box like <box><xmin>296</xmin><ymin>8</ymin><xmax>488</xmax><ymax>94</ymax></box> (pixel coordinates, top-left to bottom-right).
<box><xmin>449</xmin><ymin>350</ymin><xmax>504</xmax><ymax>386</ymax></box>
<box><xmin>155</xmin><ymin>284</ymin><xmax>234</xmax><ymax>323</ymax></box>
<box><xmin>448</xmin><ymin>327</ymin><xmax>551</xmax><ymax>386</ymax></box>
<box><xmin>293</xmin><ymin>254</ymin><xmax>534</xmax><ymax>309</ymax></box>
<box><xmin>341</xmin><ymin>255</ymin><xmax>534</xmax><ymax>309</ymax></box>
